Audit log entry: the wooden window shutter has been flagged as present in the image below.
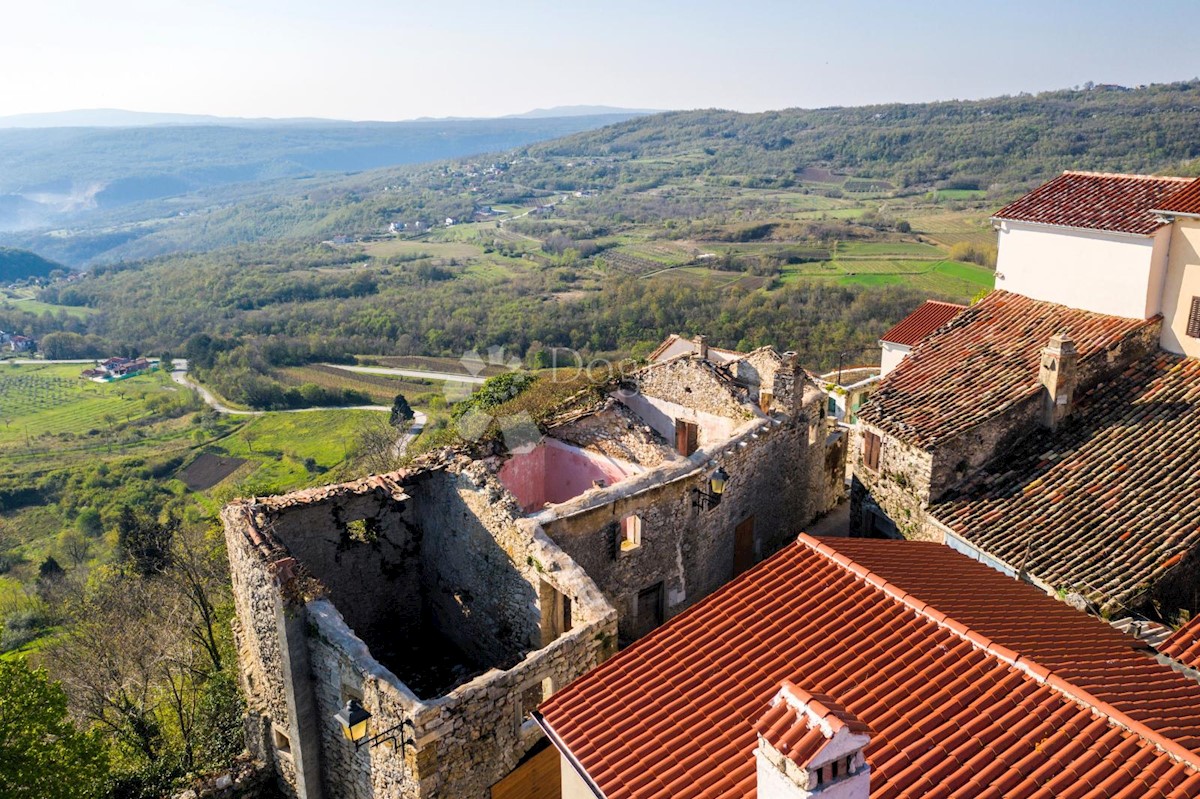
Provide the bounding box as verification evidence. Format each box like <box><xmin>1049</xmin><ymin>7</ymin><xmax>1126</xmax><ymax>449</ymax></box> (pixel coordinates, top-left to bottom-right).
<box><xmin>675</xmin><ymin>420</ymin><xmax>698</xmax><ymax>456</ymax></box>
<box><xmin>864</xmin><ymin>431</ymin><xmax>881</xmax><ymax>471</ymax></box>
<box><xmin>606</xmin><ymin>522</ymin><xmax>620</xmax><ymax>560</ymax></box>
<box><xmin>1188</xmin><ymin>296</ymin><xmax>1200</xmax><ymax>339</ymax></box>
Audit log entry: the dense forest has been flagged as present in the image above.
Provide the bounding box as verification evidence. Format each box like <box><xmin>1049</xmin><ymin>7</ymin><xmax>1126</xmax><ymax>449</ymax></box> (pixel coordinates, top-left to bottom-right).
<box><xmin>0</xmin><ymin>247</ymin><xmax>63</xmax><ymax>282</ymax></box>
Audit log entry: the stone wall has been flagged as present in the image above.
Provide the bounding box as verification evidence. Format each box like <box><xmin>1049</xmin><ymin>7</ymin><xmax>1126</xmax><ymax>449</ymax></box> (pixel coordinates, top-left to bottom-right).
<box><xmin>849</xmin><ymin>319</ymin><xmax>1164</xmax><ymax>540</ymax></box>
<box><xmin>223</xmin><ymin>466</ymin><xmax>617</xmax><ymax>799</ymax></box>
<box><xmin>300</xmin><ymin>520</ymin><xmax>615</xmax><ymax>799</ymax></box>
<box><xmin>537</xmin><ymin>387</ymin><xmax>840</xmax><ymax>645</ymax></box>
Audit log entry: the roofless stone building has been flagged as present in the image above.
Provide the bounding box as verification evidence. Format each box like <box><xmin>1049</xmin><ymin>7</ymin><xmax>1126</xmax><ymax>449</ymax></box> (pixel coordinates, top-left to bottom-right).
<box><xmin>223</xmin><ymin>337</ymin><xmax>847</xmax><ymax>799</ymax></box>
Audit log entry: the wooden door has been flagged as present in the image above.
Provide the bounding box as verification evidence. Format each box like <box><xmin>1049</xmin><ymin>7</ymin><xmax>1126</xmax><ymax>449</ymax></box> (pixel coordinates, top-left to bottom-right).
<box><xmin>675</xmin><ymin>420</ymin><xmax>698</xmax><ymax>456</ymax></box>
<box><xmin>733</xmin><ymin>516</ymin><xmax>756</xmax><ymax>576</ymax></box>
<box><xmin>633</xmin><ymin>582</ymin><xmax>665</xmax><ymax>640</ymax></box>
<box><xmin>491</xmin><ymin>743</ymin><xmax>561</xmax><ymax>799</ymax></box>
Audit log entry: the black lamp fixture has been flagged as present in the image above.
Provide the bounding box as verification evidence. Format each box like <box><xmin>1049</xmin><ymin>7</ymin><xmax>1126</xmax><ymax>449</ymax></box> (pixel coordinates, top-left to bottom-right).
<box><xmin>334</xmin><ymin>699</ymin><xmax>416</xmax><ymax>751</ymax></box>
<box><xmin>693</xmin><ymin>465</ymin><xmax>729</xmax><ymax>510</ymax></box>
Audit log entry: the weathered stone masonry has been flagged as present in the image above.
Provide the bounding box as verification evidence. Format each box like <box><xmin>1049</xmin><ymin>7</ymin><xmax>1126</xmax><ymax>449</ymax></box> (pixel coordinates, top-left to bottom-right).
<box><xmin>851</xmin><ymin>316</ymin><xmax>1162</xmax><ymax>541</ymax></box>
<box><xmin>224</xmin><ymin>468</ymin><xmax>616</xmax><ymax>799</ymax></box>
<box><xmin>224</xmin><ymin>338</ymin><xmax>847</xmax><ymax>799</ymax></box>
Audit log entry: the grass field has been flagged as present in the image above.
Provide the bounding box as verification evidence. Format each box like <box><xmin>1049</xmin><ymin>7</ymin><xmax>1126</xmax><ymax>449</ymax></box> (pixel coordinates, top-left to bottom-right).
<box><xmin>0</xmin><ymin>297</ymin><xmax>98</xmax><ymax>318</ymax></box>
<box><xmin>779</xmin><ymin>258</ymin><xmax>992</xmax><ymax>298</ymax></box>
<box><xmin>278</xmin><ymin>364</ymin><xmax>439</xmax><ymax>405</ymax></box>
<box><xmin>209</xmin><ymin>409</ymin><xmax>382</xmax><ymax>492</ymax></box>
<box><xmin>908</xmin><ymin>209</ymin><xmax>996</xmax><ymax>248</ymax></box>
<box><xmin>0</xmin><ymin>362</ymin><xmax>174</xmax><ymax>445</ymax></box>
<box><xmin>835</xmin><ymin>241</ymin><xmax>945</xmax><ymax>258</ymax></box>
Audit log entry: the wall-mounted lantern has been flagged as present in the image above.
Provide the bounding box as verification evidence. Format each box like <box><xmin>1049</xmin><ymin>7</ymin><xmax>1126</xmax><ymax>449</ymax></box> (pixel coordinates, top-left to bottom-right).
<box><xmin>693</xmin><ymin>466</ymin><xmax>729</xmax><ymax>510</ymax></box>
<box><xmin>334</xmin><ymin>699</ymin><xmax>416</xmax><ymax>751</ymax></box>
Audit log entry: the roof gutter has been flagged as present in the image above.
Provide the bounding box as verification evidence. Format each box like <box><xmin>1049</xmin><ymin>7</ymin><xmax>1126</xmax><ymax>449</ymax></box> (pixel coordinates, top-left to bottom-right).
<box><xmin>533</xmin><ymin>711</ymin><xmax>608</xmax><ymax>799</ymax></box>
<box><xmin>991</xmin><ymin>216</ymin><xmax>1161</xmax><ymax>240</ymax></box>
<box><xmin>1151</xmin><ymin>209</ymin><xmax>1200</xmax><ymax>221</ymax></box>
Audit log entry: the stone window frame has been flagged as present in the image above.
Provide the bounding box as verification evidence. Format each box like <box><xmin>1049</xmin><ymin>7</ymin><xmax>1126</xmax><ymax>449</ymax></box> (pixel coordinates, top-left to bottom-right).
<box><xmin>272</xmin><ymin>726</ymin><xmax>293</xmax><ymax>759</ymax></box>
<box><xmin>619</xmin><ymin>514</ymin><xmax>643</xmax><ymax>554</ymax></box>
<box><xmin>863</xmin><ymin>430</ymin><xmax>882</xmax><ymax>471</ymax></box>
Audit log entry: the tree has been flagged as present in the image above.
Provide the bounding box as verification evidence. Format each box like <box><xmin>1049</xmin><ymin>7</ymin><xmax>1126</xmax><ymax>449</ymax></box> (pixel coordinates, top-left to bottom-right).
<box><xmin>116</xmin><ymin>507</ymin><xmax>176</xmax><ymax>576</ymax></box>
<box><xmin>354</xmin><ymin>413</ymin><xmax>410</xmax><ymax>475</ymax></box>
<box><xmin>389</xmin><ymin>393</ymin><xmax>415</xmax><ymax>426</ymax></box>
<box><xmin>0</xmin><ymin>659</ymin><xmax>109</xmax><ymax>799</ymax></box>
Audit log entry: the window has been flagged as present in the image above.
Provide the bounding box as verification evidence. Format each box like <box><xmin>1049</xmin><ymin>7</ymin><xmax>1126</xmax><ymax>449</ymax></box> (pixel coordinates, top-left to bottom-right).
<box><xmin>759</xmin><ymin>390</ymin><xmax>773</xmax><ymax>412</ymax></box>
<box><xmin>273</xmin><ymin>727</ymin><xmax>292</xmax><ymax>756</ymax></box>
<box><xmin>1188</xmin><ymin>296</ymin><xmax>1200</xmax><ymax>339</ymax></box>
<box><xmin>863</xmin><ymin>430</ymin><xmax>882</xmax><ymax>471</ymax></box>
<box><xmin>675</xmin><ymin>420</ymin><xmax>699</xmax><ymax>456</ymax></box>
<box><xmin>619</xmin><ymin>514</ymin><xmax>642</xmax><ymax>553</ymax></box>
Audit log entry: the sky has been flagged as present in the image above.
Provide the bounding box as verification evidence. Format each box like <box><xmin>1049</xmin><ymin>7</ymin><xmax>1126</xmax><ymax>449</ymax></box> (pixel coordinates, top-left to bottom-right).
<box><xmin>3</xmin><ymin>0</ymin><xmax>1197</xmax><ymax>120</ymax></box>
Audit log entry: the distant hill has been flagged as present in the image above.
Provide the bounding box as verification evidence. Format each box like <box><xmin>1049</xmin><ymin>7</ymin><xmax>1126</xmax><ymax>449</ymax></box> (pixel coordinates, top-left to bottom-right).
<box><xmin>504</xmin><ymin>106</ymin><xmax>663</xmax><ymax>119</ymax></box>
<box><xmin>0</xmin><ymin>113</ymin><xmax>644</xmax><ymax>232</ymax></box>
<box><xmin>0</xmin><ymin>109</ymin><xmax>340</xmax><ymax>128</ymax></box>
<box><xmin>0</xmin><ymin>248</ymin><xmax>63</xmax><ymax>282</ymax></box>
<box><xmin>526</xmin><ymin>81</ymin><xmax>1200</xmax><ymax>188</ymax></box>
<box><xmin>0</xmin><ymin>106</ymin><xmax>661</xmax><ymax>129</ymax></box>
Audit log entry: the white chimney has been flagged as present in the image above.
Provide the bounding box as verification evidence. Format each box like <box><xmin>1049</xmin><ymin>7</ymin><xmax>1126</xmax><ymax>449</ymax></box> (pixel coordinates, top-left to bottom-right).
<box><xmin>695</xmin><ymin>334</ymin><xmax>709</xmax><ymax>360</ymax></box>
<box><xmin>754</xmin><ymin>682</ymin><xmax>871</xmax><ymax>799</ymax></box>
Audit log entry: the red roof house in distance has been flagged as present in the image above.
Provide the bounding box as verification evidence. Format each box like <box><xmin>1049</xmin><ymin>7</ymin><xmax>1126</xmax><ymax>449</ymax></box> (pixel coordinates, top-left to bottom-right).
<box><xmin>536</xmin><ymin>535</ymin><xmax>1200</xmax><ymax>799</ymax></box>
<box><xmin>991</xmin><ymin>171</ymin><xmax>1200</xmax><ymax>358</ymax></box>
<box><xmin>877</xmin><ymin>299</ymin><xmax>964</xmax><ymax>377</ymax></box>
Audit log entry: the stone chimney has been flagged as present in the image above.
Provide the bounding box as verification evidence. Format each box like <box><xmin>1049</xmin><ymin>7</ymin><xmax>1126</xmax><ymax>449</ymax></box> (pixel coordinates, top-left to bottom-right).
<box><xmin>694</xmin><ymin>334</ymin><xmax>709</xmax><ymax>361</ymax></box>
<box><xmin>1038</xmin><ymin>332</ymin><xmax>1078</xmax><ymax>431</ymax></box>
<box><xmin>772</xmin><ymin>352</ymin><xmax>805</xmax><ymax>416</ymax></box>
<box><xmin>754</xmin><ymin>683</ymin><xmax>871</xmax><ymax>799</ymax></box>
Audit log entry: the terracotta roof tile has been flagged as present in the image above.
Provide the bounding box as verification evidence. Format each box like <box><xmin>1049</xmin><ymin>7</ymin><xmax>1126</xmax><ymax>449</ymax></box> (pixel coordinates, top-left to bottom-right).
<box><xmin>880</xmin><ymin>300</ymin><xmax>967</xmax><ymax>347</ymax></box>
<box><xmin>538</xmin><ymin>536</ymin><xmax>1200</xmax><ymax>799</ymax></box>
<box><xmin>1154</xmin><ymin>179</ymin><xmax>1200</xmax><ymax>217</ymax></box>
<box><xmin>993</xmin><ymin>171</ymin><xmax>1192</xmax><ymax>235</ymax></box>
<box><xmin>1161</xmin><ymin>615</ymin><xmax>1200</xmax><ymax>672</ymax></box>
<box><xmin>934</xmin><ymin>354</ymin><xmax>1200</xmax><ymax>614</ymax></box>
<box><xmin>858</xmin><ymin>291</ymin><xmax>1153</xmax><ymax>447</ymax></box>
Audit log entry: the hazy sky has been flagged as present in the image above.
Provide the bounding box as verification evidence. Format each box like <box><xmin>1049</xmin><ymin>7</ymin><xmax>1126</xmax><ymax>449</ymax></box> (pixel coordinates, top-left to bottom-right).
<box><xmin>4</xmin><ymin>0</ymin><xmax>1196</xmax><ymax>120</ymax></box>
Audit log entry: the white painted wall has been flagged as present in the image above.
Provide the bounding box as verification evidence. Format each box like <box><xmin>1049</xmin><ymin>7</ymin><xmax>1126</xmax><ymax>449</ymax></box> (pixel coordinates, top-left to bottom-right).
<box><xmin>994</xmin><ymin>220</ymin><xmax>1171</xmax><ymax>318</ymax></box>
<box><xmin>1159</xmin><ymin>218</ymin><xmax>1200</xmax><ymax>357</ymax></box>
<box><xmin>878</xmin><ymin>342</ymin><xmax>910</xmax><ymax>377</ymax></box>
<box><xmin>560</xmin><ymin>755</ymin><xmax>599</xmax><ymax>799</ymax></box>
<box><xmin>616</xmin><ymin>391</ymin><xmax>736</xmax><ymax>447</ymax></box>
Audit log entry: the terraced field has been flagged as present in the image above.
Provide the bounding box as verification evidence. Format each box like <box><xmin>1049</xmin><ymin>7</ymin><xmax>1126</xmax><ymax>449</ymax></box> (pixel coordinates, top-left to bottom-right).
<box><xmin>779</xmin><ymin>258</ymin><xmax>993</xmax><ymax>298</ymax></box>
<box><xmin>909</xmin><ymin>209</ymin><xmax>996</xmax><ymax>248</ymax></box>
<box><xmin>277</xmin><ymin>364</ymin><xmax>438</xmax><ymax>405</ymax></box>
<box><xmin>0</xmin><ymin>363</ymin><xmax>173</xmax><ymax>444</ymax></box>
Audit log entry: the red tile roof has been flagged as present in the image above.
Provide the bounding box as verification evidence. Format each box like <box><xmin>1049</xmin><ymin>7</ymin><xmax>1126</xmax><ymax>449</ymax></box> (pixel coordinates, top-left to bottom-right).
<box><xmin>1154</xmin><ymin>178</ymin><xmax>1200</xmax><ymax>217</ymax></box>
<box><xmin>993</xmin><ymin>171</ymin><xmax>1192</xmax><ymax>235</ymax></box>
<box><xmin>858</xmin><ymin>290</ymin><xmax>1153</xmax><ymax>447</ymax></box>
<box><xmin>935</xmin><ymin>353</ymin><xmax>1200</xmax><ymax>615</ymax></box>
<box><xmin>879</xmin><ymin>300</ymin><xmax>966</xmax><ymax>347</ymax></box>
<box><xmin>1162</xmin><ymin>616</ymin><xmax>1200</xmax><ymax>672</ymax></box>
<box><xmin>538</xmin><ymin>536</ymin><xmax>1200</xmax><ymax>799</ymax></box>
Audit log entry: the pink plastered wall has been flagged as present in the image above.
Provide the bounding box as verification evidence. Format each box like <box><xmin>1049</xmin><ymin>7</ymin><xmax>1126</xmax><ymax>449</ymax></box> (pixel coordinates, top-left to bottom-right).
<box><xmin>499</xmin><ymin>439</ymin><xmax>641</xmax><ymax>513</ymax></box>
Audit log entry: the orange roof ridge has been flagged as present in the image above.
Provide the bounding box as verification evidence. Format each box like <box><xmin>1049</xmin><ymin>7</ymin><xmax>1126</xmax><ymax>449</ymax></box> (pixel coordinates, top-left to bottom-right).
<box><xmin>795</xmin><ymin>534</ymin><xmax>1200</xmax><ymax>772</ymax></box>
<box><xmin>1061</xmin><ymin>169</ymin><xmax>1192</xmax><ymax>182</ymax></box>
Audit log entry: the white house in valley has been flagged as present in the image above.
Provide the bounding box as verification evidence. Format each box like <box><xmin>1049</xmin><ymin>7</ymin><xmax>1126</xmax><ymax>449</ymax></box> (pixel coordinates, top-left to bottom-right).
<box><xmin>992</xmin><ymin>170</ymin><xmax>1200</xmax><ymax>358</ymax></box>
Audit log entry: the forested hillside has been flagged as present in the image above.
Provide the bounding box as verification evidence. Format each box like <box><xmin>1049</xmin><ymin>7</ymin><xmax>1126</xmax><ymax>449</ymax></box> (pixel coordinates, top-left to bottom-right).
<box><xmin>0</xmin><ymin>248</ymin><xmax>63</xmax><ymax>282</ymax></box>
<box><xmin>527</xmin><ymin>81</ymin><xmax>1200</xmax><ymax>188</ymax></box>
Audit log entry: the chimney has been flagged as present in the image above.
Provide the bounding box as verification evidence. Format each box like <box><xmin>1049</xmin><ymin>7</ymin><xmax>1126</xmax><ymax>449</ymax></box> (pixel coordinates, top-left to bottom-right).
<box><xmin>1038</xmin><ymin>332</ymin><xmax>1078</xmax><ymax>431</ymax></box>
<box><xmin>754</xmin><ymin>683</ymin><xmax>871</xmax><ymax>799</ymax></box>
<box><xmin>695</xmin><ymin>334</ymin><xmax>709</xmax><ymax>360</ymax></box>
<box><xmin>772</xmin><ymin>352</ymin><xmax>805</xmax><ymax>416</ymax></box>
